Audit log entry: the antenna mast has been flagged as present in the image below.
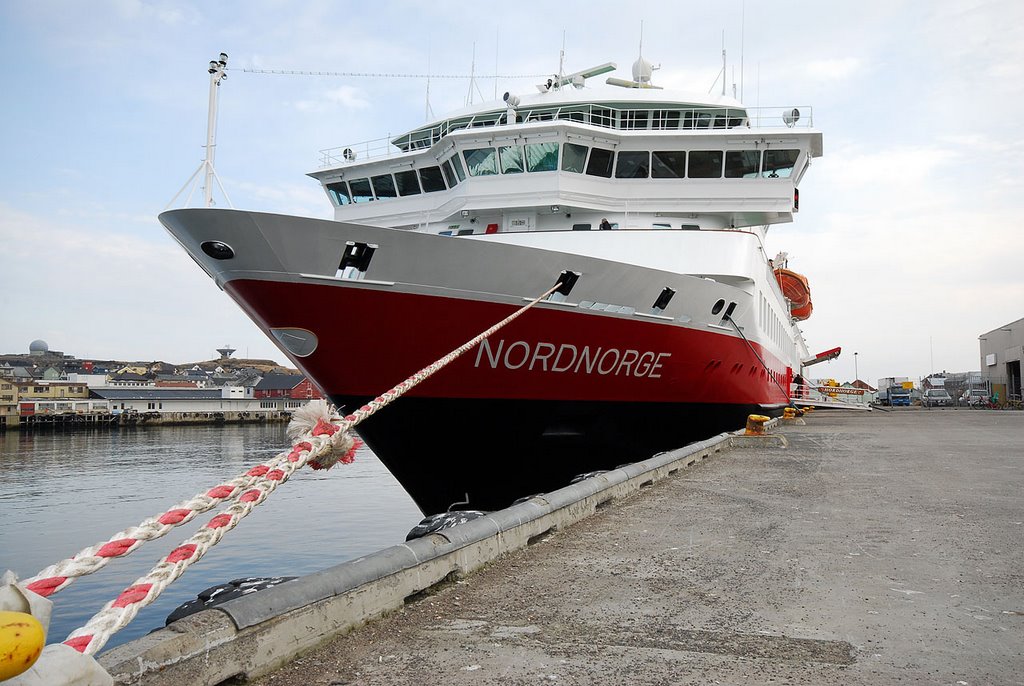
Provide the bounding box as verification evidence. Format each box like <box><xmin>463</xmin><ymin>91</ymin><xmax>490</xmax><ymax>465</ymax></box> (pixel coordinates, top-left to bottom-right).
<box><xmin>721</xmin><ymin>31</ymin><xmax>726</xmax><ymax>97</ymax></box>
<box><xmin>166</xmin><ymin>52</ymin><xmax>233</xmax><ymax>210</ymax></box>
<box><xmin>203</xmin><ymin>53</ymin><xmax>227</xmax><ymax>208</ymax></box>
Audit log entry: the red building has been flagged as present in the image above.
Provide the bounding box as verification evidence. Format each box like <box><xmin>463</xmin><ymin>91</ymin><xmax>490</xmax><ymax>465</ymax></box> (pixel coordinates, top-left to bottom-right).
<box><xmin>254</xmin><ymin>373</ymin><xmax>323</xmax><ymax>400</ymax></box>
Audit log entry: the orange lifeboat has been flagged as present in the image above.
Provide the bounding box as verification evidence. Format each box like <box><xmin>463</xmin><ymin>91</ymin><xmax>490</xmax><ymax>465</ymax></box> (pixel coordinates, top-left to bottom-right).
<box><xmin>774</xmin><ymin>268</ymin><xmax>813</xmax><ymax>321</ymax></box>
<box><xmin>790</xmin><ymin>299</ymin><xmax>813</xmax><ymax>321</ymax></box>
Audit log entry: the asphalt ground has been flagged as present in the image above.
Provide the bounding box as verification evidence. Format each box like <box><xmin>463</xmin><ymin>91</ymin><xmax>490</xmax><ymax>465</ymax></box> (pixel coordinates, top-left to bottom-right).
<box><xmin>254</xmin><ymin>408</ymin><xmax>1024</xmax><ymax>685</ymax></box>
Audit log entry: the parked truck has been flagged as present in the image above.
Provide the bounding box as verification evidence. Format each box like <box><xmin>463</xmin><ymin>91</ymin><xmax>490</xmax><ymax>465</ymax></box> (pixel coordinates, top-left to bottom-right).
<box><xmin>877</xmin><ymin>377</ymin><xmax>912</xmax><ymax>406</ymax></box>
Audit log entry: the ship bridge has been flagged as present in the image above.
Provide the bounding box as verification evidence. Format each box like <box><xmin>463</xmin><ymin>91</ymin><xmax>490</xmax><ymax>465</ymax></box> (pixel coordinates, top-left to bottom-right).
<box><xmin>308</xmin><ymin>82</ymin><xmax>821</xmax><ymax>235</ymax></box>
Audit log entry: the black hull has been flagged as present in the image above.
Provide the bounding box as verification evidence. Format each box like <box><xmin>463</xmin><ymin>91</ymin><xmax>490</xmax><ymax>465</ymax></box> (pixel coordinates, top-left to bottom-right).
<box><xmin>332</xmin><ymin>396</ymin><xmax>775</xmax><ymax>515</ymax></box>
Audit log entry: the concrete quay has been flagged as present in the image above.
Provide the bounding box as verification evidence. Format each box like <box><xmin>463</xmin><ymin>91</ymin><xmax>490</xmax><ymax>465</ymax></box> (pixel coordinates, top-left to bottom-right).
<box><xmin>100</xmin><ymin>409</ymin><xmax>1024</xmax><ymax>685</ymax></box>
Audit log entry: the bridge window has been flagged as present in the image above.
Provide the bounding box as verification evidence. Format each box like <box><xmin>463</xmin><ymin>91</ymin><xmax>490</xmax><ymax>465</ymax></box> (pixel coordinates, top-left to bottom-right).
<box><xmin>591</xmin><ymin>107</ymin><xmax>613</xmax><ymax>128</ymax></box>
<box><xmin>586</xmin><ymin>147</ymin><xmax>614</xmax><ymax>178</ymax></box>
<box><xmin>348</xmin><ymin>177</ymin><xmax>374</xmax><ymax>203</ymax></box>
<box><xmin>464</xmin><ymin>147</ymin><xmax>498</xmax><ymax>176</ymax></box>
<box><xmin>652</xmin><ymin>110</ymin><xmax>680</xmax><ymax>130</ymax></box>
<box><xmin>725</xmin><ymin>150</ymin><xmax>761</xmax><ymax>178</ymax></box>
<box><xmin>449</xmin><ymin>154</ymin><xmax>467</xmax><ymax>181</ymax></box>
<box><xmin>440</xmin><ymin>160</ymin><xmax>458</xmax><ymax>187</ymax></box>
<box><xmin>623</xmin><ymin>110</ymin><xmax>649</xmax><ymax>130</ymax></box>
<box><xmin>395</xmin><ymin>170</ymin><xmax>421</xmax><ymax>196</ymax></box>
<box><xmin>561</xmin><ymin>143</ymin><xmax>588</xmax><ymax>173</ymax></box>
<box><xmin>652</xmin><ymin>151</ymin><xmax>686</xmax><ymax>178</ymax></box>
<box><xmin>526</xmin><ymin>142</ymin><xmax>559</xmax><ymax>172</ymax></box>
<box><xmin>326</xmin><ymin>181</ymin><xmax>351</xmax><ymax>206</ymax></box>
<box><xmin>616</xmin><ymin>151</ymin><xmax>650</xmax><ymax>178</ymax></box>
<box><xmin>371</xmin><ymin>174</ymin><xmax>397</xmax><ymax>199</ymax></box>
<box><xmin>499</xmin><ymin>145</ymin><xmax>524</xmax><ymax>174</ymax></box>
<box><xmin>688</xmin><ymin>150</ymin><xmax>723</xmax><ymax>178</ymax></box>
<box><xmin>419</xmin><ymin>166</ymin><xmax>447</xmax><ymax>192</ymax></box>
<box><xmin>683</xmin><ymin>111</ymin><xmax>713</xmax><ymax>129</ymax></box>
<box><xmin>763</xmin><ymin>149</ymin><xmax>800</xmax><ymax>178</ymax></box>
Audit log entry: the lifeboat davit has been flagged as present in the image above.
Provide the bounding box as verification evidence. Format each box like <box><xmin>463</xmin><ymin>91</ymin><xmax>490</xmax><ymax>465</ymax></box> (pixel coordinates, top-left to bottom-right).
<box><xmin>774</xmin><ymin>268</ymin><xmax>813</xmax><ymax>321</ymax></box>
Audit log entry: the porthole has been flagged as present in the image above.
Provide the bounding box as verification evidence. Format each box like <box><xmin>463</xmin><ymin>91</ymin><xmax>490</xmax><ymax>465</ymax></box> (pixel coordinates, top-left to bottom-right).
<box><xmin>711</xmin><ymin>299</ymin><xmax>726</xmax><ymax>315</ymax></box>
<box><xmin>201</xmin><ymin>241</ymin><xmax>234</xmax><ymax>260</ymax></box>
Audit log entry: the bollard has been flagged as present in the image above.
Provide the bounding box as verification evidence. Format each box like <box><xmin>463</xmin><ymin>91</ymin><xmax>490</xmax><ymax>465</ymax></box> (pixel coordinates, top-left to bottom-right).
<box><xmin>744</xmin><ymin>414</ymin><xmax>770</xmax><ymax>435</ymax></box>
<box><xmin>782</xmin><ymin>407</ymin><xmax>798</xmax><ymax>420</ymax></box>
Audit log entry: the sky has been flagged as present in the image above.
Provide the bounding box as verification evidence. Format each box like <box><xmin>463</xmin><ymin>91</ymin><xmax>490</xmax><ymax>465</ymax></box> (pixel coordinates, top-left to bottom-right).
<box><xmin>1</xmin><ymin>0</ymin><xmax>1022</xmax><ymax>384</ymax></box>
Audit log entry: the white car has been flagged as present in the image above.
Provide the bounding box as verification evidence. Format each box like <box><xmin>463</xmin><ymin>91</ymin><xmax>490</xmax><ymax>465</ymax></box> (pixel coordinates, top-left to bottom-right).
<box><xmin>961</xmin><ymin>389</ymin><xmax>988</xmax><ymax>406</ymax></box>
<box><xmin>922</xmin><ymin>389</ymin><xmax>953</xmax><ymax>407</ymax></box>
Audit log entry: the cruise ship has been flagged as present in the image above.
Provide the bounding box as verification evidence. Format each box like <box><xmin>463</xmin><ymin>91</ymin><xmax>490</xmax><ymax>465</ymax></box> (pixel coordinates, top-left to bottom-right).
<box><xmin>160</xmin><ymin>57</ymin><xmax>824</xmax><ymax>514</ymax></box>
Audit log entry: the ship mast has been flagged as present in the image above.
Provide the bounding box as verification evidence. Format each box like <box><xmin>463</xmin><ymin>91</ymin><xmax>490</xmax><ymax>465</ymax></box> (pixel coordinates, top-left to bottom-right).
<box><xmin>166</xmin><ymin>52</ymin><xmax>233</xmax><ymax>209</ymax></box>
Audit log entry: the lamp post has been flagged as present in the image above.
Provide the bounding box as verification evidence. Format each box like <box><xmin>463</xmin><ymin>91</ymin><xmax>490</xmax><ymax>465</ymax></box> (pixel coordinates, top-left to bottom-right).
<box><xmin>854</xmin><ymin>352</ymin><xmax>858</xmax><ymax>383</ymax></box>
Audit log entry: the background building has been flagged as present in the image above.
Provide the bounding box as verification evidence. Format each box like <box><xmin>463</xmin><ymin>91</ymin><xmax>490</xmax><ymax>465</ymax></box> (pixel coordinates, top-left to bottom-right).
<box><xmin>979</xmin><ymin>317</ymin><xmax>1023</xmax><ymax>403</ymax></box>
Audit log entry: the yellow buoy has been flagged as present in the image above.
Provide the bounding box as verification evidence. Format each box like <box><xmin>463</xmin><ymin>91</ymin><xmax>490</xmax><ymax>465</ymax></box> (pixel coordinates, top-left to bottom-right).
<box><xmin>0</xmin><ymin>610</ymin><xmax>45</xmax><ymax>680</ymax></box>
<box><xmin>744</xmin><ymin>414</ymin><xmax>770</xmax><ymax>435</ymax></box>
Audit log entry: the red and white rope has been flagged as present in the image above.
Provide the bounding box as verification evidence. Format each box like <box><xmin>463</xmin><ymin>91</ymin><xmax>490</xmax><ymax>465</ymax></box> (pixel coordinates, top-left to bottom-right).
<box><xmin>61</xmin><ymin>284</ymin><xmax>560</xmax><ymax>655</ymax></box>
<box><xmin>23</xmin><ymin>451</ymin><xmax>294</xmax><ymax>598</ymax></box>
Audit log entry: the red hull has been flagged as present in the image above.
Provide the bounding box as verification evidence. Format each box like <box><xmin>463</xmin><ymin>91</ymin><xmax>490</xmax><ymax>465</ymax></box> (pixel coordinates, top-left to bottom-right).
<box><xmin>225</xmin><ymin>279</ymin><xmax>792</xmax><ymax>407</ymax></box>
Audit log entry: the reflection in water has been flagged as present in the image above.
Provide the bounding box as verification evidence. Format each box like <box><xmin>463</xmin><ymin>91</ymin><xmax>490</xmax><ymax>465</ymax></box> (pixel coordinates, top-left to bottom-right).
<box><xmin>0</xmin><ymin>424</ymin><xmax>421</xmax><ymax>651</ymax></box>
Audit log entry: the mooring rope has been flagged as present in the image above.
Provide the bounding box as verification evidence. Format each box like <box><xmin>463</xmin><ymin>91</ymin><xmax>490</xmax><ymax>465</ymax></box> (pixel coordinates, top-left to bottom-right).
<box><xmin>58</xmin><ymin>283</ymin><xmax>561</xmax><ymax>656</ymax></box>
<box><xmin>723</xmin><ymin>313</ymin><xmax>792</xmax><ymax>402</ymax></box>
<box><xmin>24</xmin><ymin>452</ymin><xmax>296</xmax><ymax>599</ymax></box>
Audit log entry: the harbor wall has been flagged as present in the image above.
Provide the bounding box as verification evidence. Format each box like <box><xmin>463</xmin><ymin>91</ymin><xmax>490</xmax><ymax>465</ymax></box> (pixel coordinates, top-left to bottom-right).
<box><xmin>98</xmin><ymin>432</ymin><xmax>736</xmax><ymax>685</ymax></box>
<box><xmin>2</xmin><ymin>409</ymin><xmax>291</xmax><ymax>431</ymax></box>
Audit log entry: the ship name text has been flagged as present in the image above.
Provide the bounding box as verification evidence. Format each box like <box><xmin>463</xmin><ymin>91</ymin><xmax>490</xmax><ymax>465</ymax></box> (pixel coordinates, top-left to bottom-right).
<box><xmin>474</xmin><ymin>339</ymin><xmax>670</xmax><ymax>378</ymax></box>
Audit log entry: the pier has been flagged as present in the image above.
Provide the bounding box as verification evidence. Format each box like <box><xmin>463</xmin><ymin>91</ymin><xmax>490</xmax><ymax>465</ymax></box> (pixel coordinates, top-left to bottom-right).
<box><xmin>91</xmin><ymin>409</ymin><xmax>1022</xmax><ymax>684</ymax></box>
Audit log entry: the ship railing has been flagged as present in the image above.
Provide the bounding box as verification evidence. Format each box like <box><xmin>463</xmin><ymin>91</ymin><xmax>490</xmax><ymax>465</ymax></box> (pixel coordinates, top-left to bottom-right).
<box><xmin>318</xmin><ymin>104</ymin><xmax>815</xmax><ymax>168</ymax></box>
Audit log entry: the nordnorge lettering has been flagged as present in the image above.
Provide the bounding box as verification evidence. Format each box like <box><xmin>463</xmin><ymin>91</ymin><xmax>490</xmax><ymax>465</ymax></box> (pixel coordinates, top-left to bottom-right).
<box><xmin>474</xmin><ymin>339</ymin><xmax>670</xmax><ymax>378</ymax></box>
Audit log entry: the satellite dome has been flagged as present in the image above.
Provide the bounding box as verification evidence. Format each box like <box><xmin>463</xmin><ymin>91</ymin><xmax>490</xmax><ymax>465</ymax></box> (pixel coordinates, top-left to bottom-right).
<box><xmin>29</xmin><ymin>339</ymin><xmax>49</xmax><ymax>354</ymax></box>
<box><xmin>631</xmin><ymin>57</ymin><xmax>654</xmax><ymax>84</ymax></box>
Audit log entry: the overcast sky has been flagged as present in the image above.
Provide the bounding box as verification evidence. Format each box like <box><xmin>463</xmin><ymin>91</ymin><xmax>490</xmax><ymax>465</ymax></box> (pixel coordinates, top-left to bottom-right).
<box><xmin>1</xmin><ymin>0</ymin><xmax>1021</xmax><ymax>384</ymax></box>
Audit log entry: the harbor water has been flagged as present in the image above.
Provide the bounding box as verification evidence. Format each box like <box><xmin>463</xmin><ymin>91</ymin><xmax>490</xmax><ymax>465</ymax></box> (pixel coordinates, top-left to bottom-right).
<box><xmin>0</xmin><ymin>424</ymin><xmax>422</xmax><ymax>651</ymax></box>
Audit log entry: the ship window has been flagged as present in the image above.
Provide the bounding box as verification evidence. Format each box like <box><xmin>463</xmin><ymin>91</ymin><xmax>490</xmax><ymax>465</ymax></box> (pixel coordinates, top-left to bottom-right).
<box><xmin>763</xmin><ymin>149</ymin><xmax>800</xmax><ymax>178</ymax></box>
<box><xmin>371</xmin><ymin>174</ymin><xmax>397</xmax><ymax>199</ymax></box>
<box><xmin>652</xmin><ymin>151</ymin><xmax>686</xmax><ymax>179</ymax></box>
<box><xmin>561</xmin><ymin>143</ymin><xmax>588</xmax><ymax>173</ymax></box>
<box><xmin>623</xmin><ymin>110</ymin><xmax>649</xmax><ymax>130</ymax></box>
<box><xmin>526</xmin><ymin>142</ymin><xmax>559</xmax><ymax>172</ymax></box>
<box><xmin>441</xmin><ymin>160</ymin><xmax>458</xmax><ymax>187</ymax></box>
<box><xmin>585</xmin><ymin>147</ymin><xmax>614</xmax><ymax>178</ymax></box>
<box><xmin>688</xmin><ymin>151</ymin><xmax>723</xmax><ymax>178</ymax></box>
<box><xmin>499</xmin><ymin>145</ymin><xmax>524</xmax><ymax>174</ymax></box>
<box><xmin>652</xmin><ymin>110</ymin><xmax>680</xmax><ymax>130</ymax></box>
<box><xmin>615</xmin><ymin>151</ymin><xmax>650</xmax><ymax>178</ymax></box>
<box><xmin>419</xmin><ymin>166</ymin><xmax>447</xmax><ymax>192</ymax></box>
<box><xmin>725</xmin><ymin>150</ymin><xmax>761</xmax><ymax>178</ymax></box>
<box><xmin>464</xmin><ymin>147</ymin><xmax>498</xmax><ymax>176</ymax></box>
<box><xmin>693</xmin><ymin>111</ymin><xmax>713</xmax><ymax>129</ymax></box>
<box><xmin>591</xmin><ymin>107</ymin><xmax>613</xmax><ymax>128</ymax></box>
<box><xmin>711</xmin><ymin>299</ymin><xmax>726</xmax><ymax>315</ymax></box>
<box><xmin>326</xmin><ymin>181</ymin><xmax>351</xmax><ymax>206</ymax></box>
<box><xmin>395</xmin><ymin>170</ymin><xmax>422</xmax><ymax>196</ymax></box>
<box><xmin>348</xmin><ymin>177</ymin><xmax>374</xmax><ymax>203</ymax></box>
<box><xmin>449</xmin><ymin>154</ymin><xmax>467</xmax><ymax>181</ymax></box>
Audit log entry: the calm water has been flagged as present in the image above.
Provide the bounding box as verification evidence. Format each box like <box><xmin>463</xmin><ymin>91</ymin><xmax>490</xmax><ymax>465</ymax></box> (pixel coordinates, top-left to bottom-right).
<box><xmin>0</xmin><ymin>424</ymin><xmax>422</xmax><ymax>652</ymax></box>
